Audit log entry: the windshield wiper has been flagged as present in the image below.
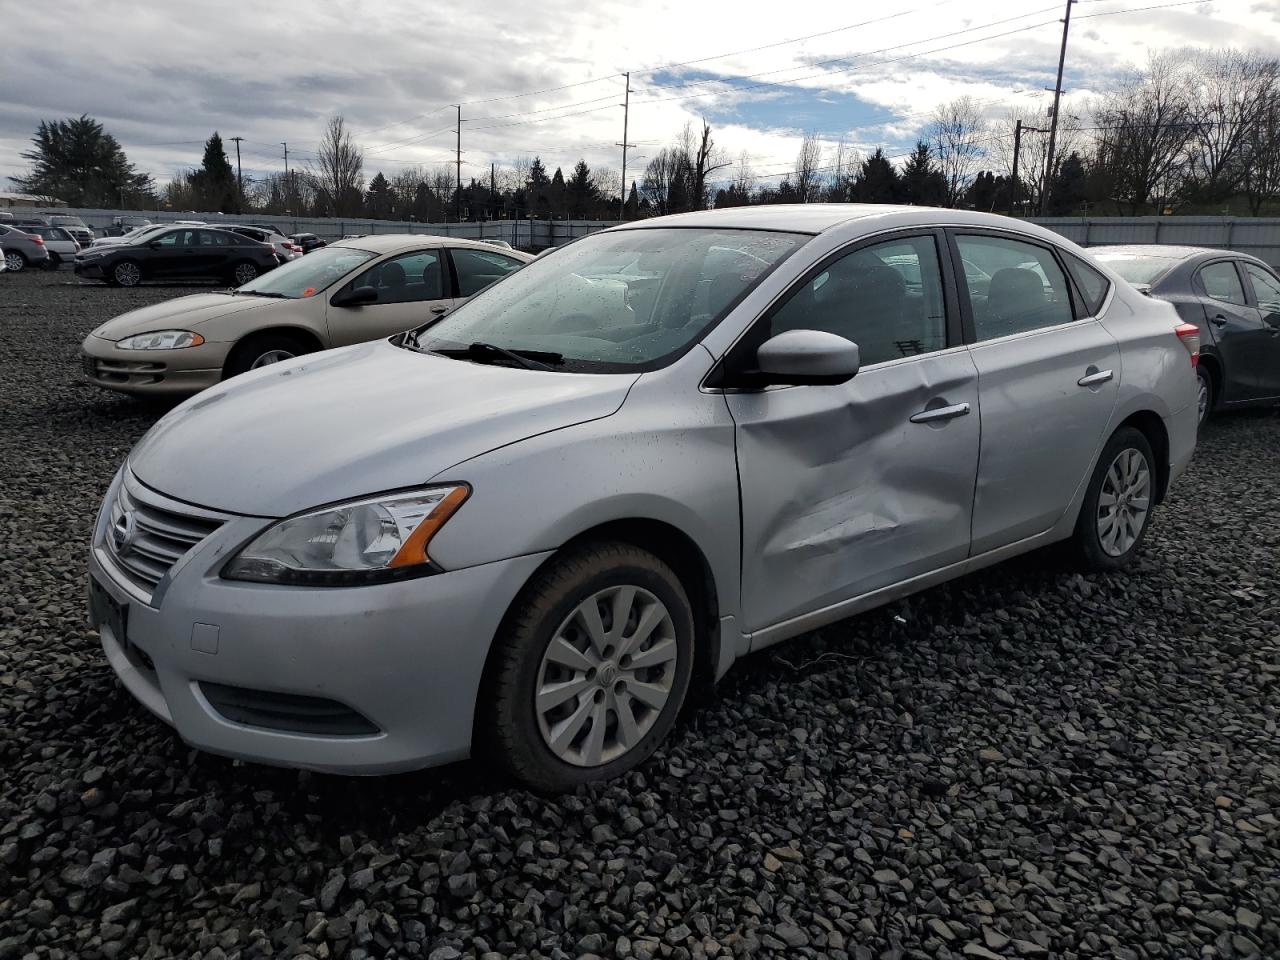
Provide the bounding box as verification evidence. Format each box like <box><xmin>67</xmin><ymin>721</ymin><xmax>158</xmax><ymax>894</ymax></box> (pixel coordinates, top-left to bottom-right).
<box><xmin>431</xmin><ymin>342</ymin><xmax>563</xmax><ymax>371</ymax></box>
<box><xmin>239</xmin><ymin>290</ymin><xmax>291</xmax><ymax>298</ymax></box>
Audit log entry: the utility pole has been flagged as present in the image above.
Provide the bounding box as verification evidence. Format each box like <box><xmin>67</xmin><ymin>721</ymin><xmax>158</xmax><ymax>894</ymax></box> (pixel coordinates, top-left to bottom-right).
<box><xmin>455</xmin><ymin>105</ymin><xmax>462</xmax><ymax>223</ymax></box>
<box><xmin>281</xmin><ymin>142</ymin><xmax>291</xmax><ymax>213</ymax></box>
<box><xmin>1040</xmin><ymin>0</ymin><xmax>1075</xmax><ymax>216</ymax></box>
<box><xmin>616</xmin><ymin>72</ymin><xmax>635</xmax><ymax>219</ymax></box>
<box><xmin>491</xmin><ymin>162</ymin><xmax>497</xmax><ymax>220</ymax></box>
<box><xmin>230</xmin><ymin>137</ymin><xmax>244</xmax><ymax>213</ymax></box>
<box><xmin>1009</xmin><ymin>120</ymin><xmax>1047</xmax><ymax>217</ymax></box>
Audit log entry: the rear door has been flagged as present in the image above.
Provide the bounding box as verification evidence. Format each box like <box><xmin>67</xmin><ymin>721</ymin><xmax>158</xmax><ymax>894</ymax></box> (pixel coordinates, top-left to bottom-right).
<box><xmin>1198</xmin><ymin>259</ymin><xmax>1268</xmax><ymax>402</ymax></box>
<box><xmin>326</xmin><ymin>248</ymin><xmax>455</xmax><ymax>346</ymax></box>
<box><xmin>952</xmin><ymin>231</ymin><xmax>1120</xmax><ymax>555</ymax></box>
<box><xmin>724</xmin><ymin>230</ymin><xmax>981</xmax><ymax>635</ymax></box>
<box><xmin>1241</xmin><ymin>261</ymin><xmax>1280</xmax><ymax>400</ymax></box>
<box><xmin>448</xmin><ymin>247</ymin><xmax>526</xmax><ymax>302</ymax></box>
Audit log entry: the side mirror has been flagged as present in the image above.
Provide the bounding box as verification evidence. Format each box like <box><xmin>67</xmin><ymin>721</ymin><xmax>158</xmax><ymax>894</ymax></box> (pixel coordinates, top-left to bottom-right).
<box><xmin>754</xmin><ymin>330</ymin><xmax>860</xmax><ymax>386</ymax></box>
<box><xmin>333</xmin><ymin>285</ymin><xmax>378</xmax><ymax>308</ymax></box>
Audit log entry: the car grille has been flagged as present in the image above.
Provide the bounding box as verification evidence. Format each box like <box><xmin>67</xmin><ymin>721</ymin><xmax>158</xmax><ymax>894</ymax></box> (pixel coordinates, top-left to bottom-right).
<box><xmin>82</xmin><ymin>353</ymin><xmax>167</xmax><ymax>386</ymax></box>
<box><xmin>103</xmin><ymin>471</ymin><xmax>228</xmax><ymax>600</ymax></box>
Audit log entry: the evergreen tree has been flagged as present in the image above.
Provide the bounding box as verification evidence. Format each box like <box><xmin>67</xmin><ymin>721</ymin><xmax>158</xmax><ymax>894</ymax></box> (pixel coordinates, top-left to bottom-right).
<box><xmin>14</xmin><ymin>115</ymin><xmax>153</xmax><ymax>207</ymax></box>
<box><xmin>567</xmin><ymin>159</ymin><xmax>595</xmax><ymax>217</ymax></box>
<box><xmin>364</xmin><ymin>171</ymin><xmax>394</xmax><ymax>218</ymax></box>
<box><xmin>549</xmin><ymin>167</ymin><xmax>567</xmax><ymax>218</ymax></box>
<box><xmin>1047</xmin><ymin>152</ymin><xmax>1088</xmax><ymax>215</ymax></box>
<box><xmin>528</xmin><ymin>157</ymin><xmax>551</xmax><ymax>218</ymax></box>
<box><xmin>851</xmin><ymin>149</ymin><xmax>901</xmax><ymax>203</ymax></box>
<box><xmin>899</xmin><ymin>142</ymin><xmax>946</xmax><ymax>206</ymax></box>
<box><xmin>625</xmin><ymin>182</ymin><xmax>639</xmax><ymax>218</ymax></box>
<box><xmin>189</xmin><ymin>132</ymin><xmax>237</xmax><ymax>213</ymax></box>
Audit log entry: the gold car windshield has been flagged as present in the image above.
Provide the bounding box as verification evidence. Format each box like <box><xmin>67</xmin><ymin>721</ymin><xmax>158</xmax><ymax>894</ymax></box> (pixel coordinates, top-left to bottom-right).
<box><xmin>237</xmin><ymin>246</ymin><xmax>376</xmax><ymax>299</ymax></box>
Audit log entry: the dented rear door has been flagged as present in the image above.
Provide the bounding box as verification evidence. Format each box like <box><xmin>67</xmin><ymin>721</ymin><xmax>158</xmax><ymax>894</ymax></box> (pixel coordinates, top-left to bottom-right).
<box><xmin>727</xmin><ymin>349</ymin><xmax>980</xmax><ymax>638</ymax></box>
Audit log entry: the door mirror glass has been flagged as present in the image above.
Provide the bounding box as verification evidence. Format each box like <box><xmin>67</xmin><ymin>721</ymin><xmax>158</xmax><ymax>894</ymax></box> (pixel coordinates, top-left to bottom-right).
<box><xmin>334</xmin><ymin>285</ymin><xmax>379</xmax><ymax>307</ymax></box>
<box><xmin>755</xmin><ymin>330</ymin><xmax>860</xmax><ymax>385</ymax></box>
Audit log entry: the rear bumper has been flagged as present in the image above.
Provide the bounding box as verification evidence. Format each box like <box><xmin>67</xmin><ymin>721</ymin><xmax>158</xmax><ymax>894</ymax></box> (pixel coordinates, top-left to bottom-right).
<box><xmin>1164</xmin><ymin>401</ymin><xmax>1197</xmax><ymax>491</ymax></box>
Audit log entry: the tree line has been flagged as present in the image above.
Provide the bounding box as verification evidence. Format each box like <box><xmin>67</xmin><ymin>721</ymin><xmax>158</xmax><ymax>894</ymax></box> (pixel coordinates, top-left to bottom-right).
<box><xmin>9</xmin><ymin>48</ymin><xmax>1280</xmax><ymax>220</ymax></box>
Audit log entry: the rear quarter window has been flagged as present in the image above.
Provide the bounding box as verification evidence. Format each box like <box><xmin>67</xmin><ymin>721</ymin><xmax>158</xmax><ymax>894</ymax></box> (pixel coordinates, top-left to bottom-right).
<box><xmin>1064</xmin><ymin>252</ymin><xmax>1112</xmax><ymax>317</ymax></box>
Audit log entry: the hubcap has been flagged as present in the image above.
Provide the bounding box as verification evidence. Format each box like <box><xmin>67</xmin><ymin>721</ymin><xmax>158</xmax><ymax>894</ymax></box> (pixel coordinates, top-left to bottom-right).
<box><xmin>115</xmin><ymin>262</ymin><xmax>140</xmax><ymax>285</ymax></box>
<box><xmin>250</xmin><ymin>349</ymin><xmax>295</xmax><ymax>369</ymax></box>
<box><xmin>535</xmin><ymin>585</ymin><xmax>678</xmax><ymax>767</ymax></box>
<box><xmin>5</xmin><ymin>253</ymin><xmax>23</xmax><ymax>272</ymax></box>
<box><xmin>234</xmin><ymin>263</ymin><xmax>257</xmax><ymax>284</ymax></box>
<box><xmin>1096</xmin><ymin>447</ymin><xmax>1151</xmax><ymax>557</ymax></box>
<box><xmin>1197</xmin><ymin>376</ymin><xmax>1210</xmax><ymax>423</ymax></box>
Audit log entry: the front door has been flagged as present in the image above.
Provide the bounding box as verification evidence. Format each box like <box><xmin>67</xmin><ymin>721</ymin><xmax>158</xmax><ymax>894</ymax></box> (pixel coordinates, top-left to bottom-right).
<box><xmin>724</xmin><ymin>232</ymin><xmax>980</xmax><ymax>635</ymax></box>
<box><xmin>326</xmin><ymin>249</ymin><xmax>456</xmax><ymax>346</ymax></box>
<box><xmin>952</xmin><ymin>232</ymin><xmax>1121</xmax><ymax>554</ymax></box>
<box><xmin>144</xmin><ymin>229</ymin><xmax>191</xmax><ymax>278</ymax></box>
<box><xmin>1198</xmin><ymin>259</ymin><xmax>1269</xmax><ymax>403</ymax></box>
<box><xmin>1241</xmin><ymin>261</ymin><xmax>1280</xmax><ymax>400</ymax></box>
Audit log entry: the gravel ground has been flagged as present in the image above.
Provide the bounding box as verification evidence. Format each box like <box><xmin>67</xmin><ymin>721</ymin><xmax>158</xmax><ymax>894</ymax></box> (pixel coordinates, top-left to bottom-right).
<box><xmin>1</xmin><ymin>267</ymin><xmax>1277</xmax><ymax>960</ymax></box>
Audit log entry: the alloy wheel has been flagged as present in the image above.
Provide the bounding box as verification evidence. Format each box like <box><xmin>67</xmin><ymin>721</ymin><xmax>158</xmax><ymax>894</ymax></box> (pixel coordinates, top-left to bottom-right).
<box><xmin>535</xmin><ymin>585</ymin><xmax>678</xmax><ymax>767</ymax></box>
<box><xmin>4</xmin><ymin>252</ymin><xmax>24</xmax><ymax>272</ymax></box>
<box><xmin>1096</xmin><ymin>447</ymin><xmax>1151</xmax><ymax>557</ymax></box>
<box><xmin>1196</xmin><ymin>375</ymin><xmax>1210</xmax><ymax>424</ymax></box>
<box><xmin>114</xmin><ymin>262</ymin><xmax>141</xmax><ymax>286</ymax></box>
<box><xmin>249</xmin><ymin>349</ymin><xmax>295</xmax><ymax>369</ymax></box>
<box><xmin>233</xmin><ymin>263</ymin><xmax>258</xmax><ymax>285</ymax></box>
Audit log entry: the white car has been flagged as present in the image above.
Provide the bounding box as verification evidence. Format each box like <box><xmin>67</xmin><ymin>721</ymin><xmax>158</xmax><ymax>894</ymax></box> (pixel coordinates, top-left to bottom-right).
<box><xmin>24</xmin><ymin>226</ymin><xmax>82</xmax><ymax>269</ymax></box>
<box><xmin>224</xmin><ymin>225</ymin><xmax>303</xmax><ymax>264</ymax></box>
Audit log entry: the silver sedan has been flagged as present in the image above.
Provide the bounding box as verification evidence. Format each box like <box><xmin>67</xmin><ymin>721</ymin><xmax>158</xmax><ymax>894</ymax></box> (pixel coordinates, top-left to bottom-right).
<box><xmin>88</xmin><ymin>205</ymin><xmax>1198</xmax><ymax>791</ymax></box>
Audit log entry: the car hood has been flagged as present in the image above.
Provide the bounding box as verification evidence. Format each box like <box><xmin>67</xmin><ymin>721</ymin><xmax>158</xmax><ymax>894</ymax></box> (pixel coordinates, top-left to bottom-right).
<box><xmin>91</xmin><ymin>294</ymin><xmax>278</xmax><ymax>340</ymax></box>
<box><xmin>128</xmin><ymin>339</ymin><xmax>638</xmax><ymax>516</ymax></box>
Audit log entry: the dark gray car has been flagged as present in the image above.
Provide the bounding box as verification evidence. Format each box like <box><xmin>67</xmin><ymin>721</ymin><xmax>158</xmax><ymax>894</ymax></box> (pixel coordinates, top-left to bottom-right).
<box><xmin>1093</xmin><ymin>245</ymin><xmax>1280</xmax><ymax>424</ymax></box>
<box><xmin>0</xmin><ymin>224</ymin><xmax>52</xmax><ymax>272</ymax></box>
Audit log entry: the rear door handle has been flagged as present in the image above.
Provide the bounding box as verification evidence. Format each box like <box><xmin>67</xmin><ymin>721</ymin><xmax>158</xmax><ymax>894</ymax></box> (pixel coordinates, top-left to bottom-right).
<box><xmin>430</xmin><ymin>305</ymin><xmax>449</xmax><ymax>315</ymax></box>
<box><xmin>910</xmin><ymin>402</ymin><xmax>971</xmax><ymax>424</ymax></box>
<box><xmin>1078</xmin><ymin>369</ymin><xmax>1114</xmax><ymax>387</ymax></box>
<box><xmin>1211</xmin><ymin>314</ymin><xmax>1228</xmax><ymax>327</ymax></box>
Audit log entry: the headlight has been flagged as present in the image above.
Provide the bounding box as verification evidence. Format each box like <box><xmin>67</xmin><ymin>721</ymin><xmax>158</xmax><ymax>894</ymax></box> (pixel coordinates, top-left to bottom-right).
<box><xmin>116</xmin><ymin>331</ymin><xmax>206</xmax><ymax>350</ymax></box>
<box><xmin>222</xmin><ymin>485</ymin><xmax>469</xmax><ymax>586</ymax></box>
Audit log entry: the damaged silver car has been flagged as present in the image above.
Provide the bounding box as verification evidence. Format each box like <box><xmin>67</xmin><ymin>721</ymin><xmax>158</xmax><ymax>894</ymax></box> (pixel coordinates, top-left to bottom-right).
<box><xmin>89</xmin><ymin>205</ymin><xmax>1198</xmax><ymax>791</ymax></box>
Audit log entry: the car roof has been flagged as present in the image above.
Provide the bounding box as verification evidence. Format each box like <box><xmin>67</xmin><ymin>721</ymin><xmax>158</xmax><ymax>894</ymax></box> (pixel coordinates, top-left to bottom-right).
<box><xmin>330</xmin><ymin>233</ymin><xmax>532</xmax><ymax>257</ymax></box>
<box><xmin>1090</xmin><ymin>244</ymin><xmax>1220</xmax><ymax>261</ymax></box>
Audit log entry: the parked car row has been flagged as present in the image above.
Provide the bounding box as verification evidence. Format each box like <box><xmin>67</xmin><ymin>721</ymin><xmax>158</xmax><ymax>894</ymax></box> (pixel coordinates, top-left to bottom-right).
<box><xmin>81</xmin><ymin>205</ymin><xmax>1211</xmax><ymax>792</ymax></box>
<box><xmin>75</xmin><ymin>225</ymin><xmax>281</xmax><ymax>287</ymax></box>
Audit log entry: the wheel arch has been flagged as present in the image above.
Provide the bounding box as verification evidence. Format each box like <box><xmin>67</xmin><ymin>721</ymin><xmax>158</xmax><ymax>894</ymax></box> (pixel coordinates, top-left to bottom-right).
<box><xmin>1117</xmin><ymin>409</ymin><xmax>1170</xmax><ymax>505</ymax></box>
<box><xmin>1196</xmin><ymin>352</ymin><xmax>1222</xmax><ymax>408</ymax></box>
<box><xmin>222</xmin><ymin>326</ymin><xmax>325</xmax><ymax>376</ymax></box>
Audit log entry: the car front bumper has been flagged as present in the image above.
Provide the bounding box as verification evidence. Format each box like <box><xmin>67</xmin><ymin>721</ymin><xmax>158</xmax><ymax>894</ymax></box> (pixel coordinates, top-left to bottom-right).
<box><xmin>81</xmin><ymin>333</ymin><xmax>228</xmax><ymax>396</ymax></box>
<box><xmin>74</xmin><ymin>259</ymin><xmax>107</xmax><ymax>279</ymax></box>
<box><xmin>88</xmin><ymin>470</ymin><xmax>551</xmax><ymax>774</ymax></box>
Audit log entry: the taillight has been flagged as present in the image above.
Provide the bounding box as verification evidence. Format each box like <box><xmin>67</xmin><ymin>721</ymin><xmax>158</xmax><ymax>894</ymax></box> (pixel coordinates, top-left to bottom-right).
<box><xmin>1174</xmin><ymin>323</ymin><xmax>1200</xmax><ymax>368</ymax></box>
<box><xmin>31</xmin><ymin>236</ymin><xmax>44</xmax><ymax>245</ymax></box>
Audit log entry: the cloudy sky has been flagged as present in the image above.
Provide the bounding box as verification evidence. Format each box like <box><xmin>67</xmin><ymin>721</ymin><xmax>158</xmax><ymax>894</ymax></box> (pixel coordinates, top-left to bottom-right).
<box><xmin>3</xmin><ymin>0</ymin><xmax>1279</xmax><ymax>198</ymax></box>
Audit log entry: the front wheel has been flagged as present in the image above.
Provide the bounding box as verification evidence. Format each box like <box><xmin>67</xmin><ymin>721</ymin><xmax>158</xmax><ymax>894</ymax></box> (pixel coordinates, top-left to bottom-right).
<box><xmin>1072</xmin><ymin>426</ymin><xmax>1156</xmax><ymax>570</ymax></box>
<box><xmin>482</xmin><ymin>542</ymin><xmax>695</xmax><ymax>792</ymax></box>
<box><xmin>112</xmin><ymin>260</ymin><xmax>142</xmax><ymax>287</ymax></box>
<box><xmin>230</xmin><ymin>260</ymin><xmax>259</xmax><ymax>286</ymax></box>
<box><xmin>224</xmin><ymin>332</ymin><xmax>311</xmax><ymax>378</ymax></box>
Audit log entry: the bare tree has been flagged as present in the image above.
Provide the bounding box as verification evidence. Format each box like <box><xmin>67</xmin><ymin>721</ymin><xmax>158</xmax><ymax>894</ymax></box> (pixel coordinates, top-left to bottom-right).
<box><xmin>793</xmin><ymin>132</ymin><xmax>824</xmax><ymax>203</ymax></box>
<box><xmin>307</xmin><ymin>116</ymin><xmax>364</xmax><ymax>216</ymax></box>
<box><xmin>991</xmin><ymin>105</ymin><xmax>1084</xmax><ymax>210</ymax></box>
<box><xmin>826</xmin><ymin>139</ymin><xmax>857</xmax><ymax>201</ymax></box>
<box><xmin>1184</xmin><ymin>49</ymin><xmax>1280</xmax><ymax>201</ymax></box>
<box><xmin>641</xmin><ymin>147</ymin><xmax>693</xmax><ymax>215</ymax></box>
<box><xmin>692</xmin><ymin>121</ymin><xmax>731</xmax><ymax>211</ymax></box>
<box><xmin>732</xmin><ymin>151</ymin><xmax>757</xmax><ymax>195</ymax></box>
<box><xmin>928</xmin><ymin>97</ymin><xmax>989</xmax><ymax>207</ymax></box>
<box><xmin>1241</xmin><ymin>93</ymin><xmax>1280</xmax><ymax>214</ymax></box>
<box><xmin>1090</xmin><ymin>53</ymin><xmax>1196</xmax><ymax>213</ymax></box>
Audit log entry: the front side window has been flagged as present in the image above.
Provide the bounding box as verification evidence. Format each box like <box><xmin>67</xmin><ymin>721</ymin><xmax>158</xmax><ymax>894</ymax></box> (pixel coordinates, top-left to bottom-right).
<box><xmin>1244</xmin><ymin>263</ymin><xmax>1280</xmax><ymax>316</ymax></box>
<box><xmin>955</xmin><ymin>235</ymin><xmax>1074</xmax><ymax>340</ymax></box>
<box><xmin>236</xmin><ymin>245</ymin><xmax>376</xmax><ymax>298</ymax></box>
<box><xmin>346</xmin><ymin>250</ymin><xmax>445</xmax><ymax>305</ymax></box>
<box><xmin>452</xmin><ymin>248</ymin><xmax>524</xmax><ymax>297</ymax></box>
<box><xmin>768</xmin><ymin>235</ymin><xmax>948</xmax><ymax>366</ymax></box>
<box><xmin>1199</xmin><ymin>262</ymin><xmax>1246</xmax><ymax>305</ymax></box>
<box><xmin>418</xmin><ymin>228</ymin><xmax>806</xmax><ymax>372</ymax></box>
<box><xmin>149</xmin><ymin>230</ymin><xmax>189</xmax><ymax>248</ymax></box>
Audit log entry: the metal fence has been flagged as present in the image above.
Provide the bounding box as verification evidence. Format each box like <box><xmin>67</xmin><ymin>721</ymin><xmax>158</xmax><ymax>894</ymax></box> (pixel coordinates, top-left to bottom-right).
<box><xmin>22</xmin><ymin>207</ymin><xmax>1280</xmax><ymax>263</ymax></box>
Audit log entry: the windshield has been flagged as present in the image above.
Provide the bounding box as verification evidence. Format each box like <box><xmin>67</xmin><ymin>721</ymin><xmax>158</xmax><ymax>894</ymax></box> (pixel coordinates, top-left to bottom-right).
<box><xmin>1092</xmin><ymin>252</ymin><xmax>1177</xmax><ymax>285</ymax></box>
<box><xmin>418</xmin><ymin>228</ymin><xmax>806</xmax><ymax>372</ymax></box>
<box><xmin>236</xmin><ymin>244</ymin><xmax>376</xmax><ymax>297</ymax></box>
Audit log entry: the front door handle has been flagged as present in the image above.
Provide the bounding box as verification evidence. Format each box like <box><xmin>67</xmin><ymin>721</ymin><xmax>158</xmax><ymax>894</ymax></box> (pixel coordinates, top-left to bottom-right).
<box><xmin>1078</xmin><ymin>369</ymin><xmax>1114</xmax><ymax>387</ymax></box>
<box><xmin>430</xmin><ymin>305</ymin><xmax>449</xmax><ymax>315</ymax></box>
<box><xmin>910</xmin><ymin>402</ymin><xmax>971</xmax><ymax>424</ymax></box>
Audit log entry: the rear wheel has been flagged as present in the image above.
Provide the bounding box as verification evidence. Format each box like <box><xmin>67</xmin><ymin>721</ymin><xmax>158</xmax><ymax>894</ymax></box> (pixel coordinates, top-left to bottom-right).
<box><xmin>1196</xmin><ymin>365</ymin><xmax>1214</xmax><ymax>426</ymax></box>
<box><xmin>224</xmin><ymin>332</ymin><xmax>312</xmax><ymax>378</ymax></box>
<box><xmin>1072</xmin><ymin>426</ymin><xmax>1156</xmax><ymax>570</ymax></box>
<box><xmin>482</xmin><ymin>542</ymin><xmax>695</xmax><ymax>792</ymax></box>
<box><xmin>112</xmin><ymin>260</ymin><xmax>142</xmax><ymax>287</ymax></box>
<box><xmin>230</xmin><ymin>260</ymin><xmax>259</xmax><ymax>286</ymax></box>
<box><xmin>4</xmin><ymin>251</ymin><xmax>26</xmax><ymax>273</ymax></box>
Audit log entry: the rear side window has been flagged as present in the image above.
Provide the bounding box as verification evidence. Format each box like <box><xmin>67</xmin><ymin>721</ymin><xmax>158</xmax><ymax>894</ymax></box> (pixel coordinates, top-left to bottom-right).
<box><xmin>955</xmin><ymin>235</ymin><xmax>1075</xmax><ymax>340</ymax></box>
<box><xmin>1064</xmin><ymin>252</ymin><xmax>1111</xmax><ymax>316</ymax></box>
<box><xmin>451</xmin><ymin>248</ymin><xmax>524</xmax><ymax>297</ymax></box>
<box><xmin>1199</xmin><ymin>262</ymin><xmax>1245</xmax><ymax>305</ymax></box>
<box><xmin>1244</xmin><ymin>263</ymin><xmax>1280</xmax><ymax>316</ymax></box>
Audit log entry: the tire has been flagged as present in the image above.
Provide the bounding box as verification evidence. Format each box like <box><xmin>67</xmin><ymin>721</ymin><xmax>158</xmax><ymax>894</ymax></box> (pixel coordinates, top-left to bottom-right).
<box><xmin>224</xmin><ymin>332</ymin><xmax>311</xmax><ymax>379</ymax></box>
<box><xmin>230</xmin><ymin>260</ymin><xmax>259</xmax><ymax>286</ymax></box>
<box><xmin>112</xmin><ymin>260</ymin><xmax>142</xmax><ymax>287</ymax></box>
<box><xmin>1072</xmin><ymin>426</ymin><xmax>1156</xmax><ymax>571</ymax></box>
<box><xmin>482</xmin><ymin>541</ymin><xmax>695</xmax><ymax>792</ymax></box>
<box><xmin>1196</xmin><ymin>365</ymin><xmax>1214</xmax><ymax>427</ymax></box>
<box><xmin>42</xmin><ymin>254</ymin><xmax>60</xmax><ymax>271</ymax></box>
<box><xmin>4</xmin><ymin>251</ymin><xmax>27</xmax><ymax>273</ymax></box>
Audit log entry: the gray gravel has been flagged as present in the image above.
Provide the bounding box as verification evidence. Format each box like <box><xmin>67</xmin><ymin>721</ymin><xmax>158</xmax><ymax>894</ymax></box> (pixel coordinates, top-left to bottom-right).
<box><xmin>1</xmin><ymin>267</ymin><xmax>1278</xmax><ymax>959</ymax></box>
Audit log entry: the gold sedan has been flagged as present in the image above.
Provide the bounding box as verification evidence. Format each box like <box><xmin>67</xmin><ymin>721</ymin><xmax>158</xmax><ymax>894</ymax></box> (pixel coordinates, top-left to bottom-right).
<box><xmin>80</xmin><ymin>235</ymin><xmax>531</xmax><ymax>396</ymax></box>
